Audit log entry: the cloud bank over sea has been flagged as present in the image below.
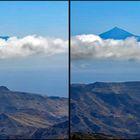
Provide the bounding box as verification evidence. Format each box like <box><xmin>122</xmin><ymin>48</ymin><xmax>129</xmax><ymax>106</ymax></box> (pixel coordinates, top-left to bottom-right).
<box><xmin>71</xmin><ymin>34</ymin><xmax>140</xmax><ymax>61</ymax></box>
<box><xmin>0</xmin><ymin>35</ymin><xmax>68</xmax><ymax>59</ymax></box>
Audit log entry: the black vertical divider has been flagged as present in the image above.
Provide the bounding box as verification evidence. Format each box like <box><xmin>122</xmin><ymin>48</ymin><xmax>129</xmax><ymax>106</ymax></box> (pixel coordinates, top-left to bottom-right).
<box><xmin>68</xmin><ymin>0</ymin><xmax>71</xmax><ymax>139</ymax></box>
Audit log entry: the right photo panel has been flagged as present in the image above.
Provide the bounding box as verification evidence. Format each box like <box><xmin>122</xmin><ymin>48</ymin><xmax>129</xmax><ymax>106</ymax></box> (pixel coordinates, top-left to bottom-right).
<box><xmin>71</xmin><ymin>1</ymin><xmax>140</xmax><ymax>139</ymax></box>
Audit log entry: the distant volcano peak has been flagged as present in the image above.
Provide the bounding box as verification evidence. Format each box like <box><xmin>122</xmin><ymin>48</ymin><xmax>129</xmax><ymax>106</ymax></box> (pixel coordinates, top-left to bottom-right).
<box><xmin>99</xmin><ymin>27</ymin><xmax>140</xmax><ymax>40</ymax></box>
<box><xmin>112</xmin><ymin>26</ymin><xmax>121</xmax><ymax>30</ymax></box>
<box><xmin>109</xmin><ymin>27</ymin><xmax>132</xmax><ymax>33</ymax></box>
<box><xmin>0</xmin><ymin>36</ymin><xmax>9</xmax><ymax>40</ymax></box>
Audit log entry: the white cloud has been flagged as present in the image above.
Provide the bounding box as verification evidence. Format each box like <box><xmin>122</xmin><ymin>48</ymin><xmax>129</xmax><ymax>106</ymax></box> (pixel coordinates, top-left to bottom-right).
<box><xmin>71</xmin><ymin>34</ymin><xmax>140</xmax><ymax>61</ymax></box>
<box><xmin>0</xmin><ymin>35</ymin><xmax>67</xmax><ymax>59</ymax></box>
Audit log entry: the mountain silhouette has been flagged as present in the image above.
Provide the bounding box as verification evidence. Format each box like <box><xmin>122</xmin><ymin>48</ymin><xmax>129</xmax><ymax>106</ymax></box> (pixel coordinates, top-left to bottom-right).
<box><xmin>0</xmin><ymin>36</ymin><xmax>9</xmax><ymax>40</ymax></box>
<box><xmin>99</xmin><ymin>27</ymin><xmax>140</xmax><ymax>40</ymax></box>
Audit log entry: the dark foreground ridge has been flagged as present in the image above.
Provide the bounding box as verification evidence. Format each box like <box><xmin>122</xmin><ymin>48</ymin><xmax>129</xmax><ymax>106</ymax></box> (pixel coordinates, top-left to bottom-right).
<box><xmin>0</xmin><ymin>86</ymin><xmax>68</xmax><ymax>139</ymax></box>
<box><xmin>71</xmin><ymin>81</ymin><xmax>140</xmax><ymax>139</ymax></box>
<box><xmin>71</xmin><ymin>132</ymin><xmax>121</xmax><ymax>140</ymax></box>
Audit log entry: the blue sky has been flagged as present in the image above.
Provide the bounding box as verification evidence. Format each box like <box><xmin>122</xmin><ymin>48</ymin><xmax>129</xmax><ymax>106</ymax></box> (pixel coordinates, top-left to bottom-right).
<box><xmin>0</xmin><ymin>1</ymin><xmax>68</xmax><ymax>97</ymax></box>
<box><xmin>71</xmin><ymin>1</ymin><xmax>140</xmax><ymax>35</ymax></box>
<box><xmin>71</xmin><ymin>1</ymin><xmax>140</xmax><ymax>83</ymax></box>
<box><xmin>0</xmin><ymin>1</ymin><xmax>68</xmax><ymax>38</ymax></box>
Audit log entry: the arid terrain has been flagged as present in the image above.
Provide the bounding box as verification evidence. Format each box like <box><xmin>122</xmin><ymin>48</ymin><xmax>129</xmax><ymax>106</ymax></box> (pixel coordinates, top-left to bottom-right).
<box><xmin>0</xmin><ymin>86</ymin><xmax>68</xmax><ymax>139</ymax></box>
<box><xmin>71</xmin><ymin>82</ymin><xmax>140</xmax><ymax>139</ymax></box>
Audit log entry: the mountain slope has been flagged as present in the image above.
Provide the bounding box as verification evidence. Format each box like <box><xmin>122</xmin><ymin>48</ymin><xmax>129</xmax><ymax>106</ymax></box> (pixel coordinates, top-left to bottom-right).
<box><xmin>0</xmin><ymin>36</ymin><xmax>9</xmax><ymax>40</ymax></box>
<box><xmin>0</xmin><ymin>113</ymin><xmax>34</xmax><ymax>139</ymax></box>
<box><xmin>32</xmin><ymin>120</ymin><xmax>69</xmax><ymax>139</ymax></box>
<box><xmin>99</xmin><ymin>27</ymin><xmax>140</xmax><ymax>40</ymax></box>
<box><xmin>0</xmin><ymin>86</ymin><xmax>68</xmax><ymax>139</ymax></box>
<box><xmin>71</xmin><ymin>82</ymin><xmax>140</xmax><ymax>139</ymax></box>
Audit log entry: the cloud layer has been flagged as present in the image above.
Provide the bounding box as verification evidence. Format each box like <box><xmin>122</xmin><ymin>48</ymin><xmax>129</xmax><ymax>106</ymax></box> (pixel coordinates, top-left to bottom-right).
<box><xmin>0</xmin><ymin>35</ymin><xmax>67</xmax><ymax>59</ymax></box>
<box><xmin>71</xmin><ymin>34</ymin><xmax>140</xmax><ymax>61</ymax></box>
<box><xmin>2</xmin><ymin>34</ymin><xmax>140</xmax><ymax>61</ymax></box>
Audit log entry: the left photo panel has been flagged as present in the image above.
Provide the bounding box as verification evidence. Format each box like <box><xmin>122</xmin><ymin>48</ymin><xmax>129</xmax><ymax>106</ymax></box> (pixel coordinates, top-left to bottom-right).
<box><xmin>0</xmin><ymin>1</ymin><xmax>68</xmax><ymax>139</ymax></box>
